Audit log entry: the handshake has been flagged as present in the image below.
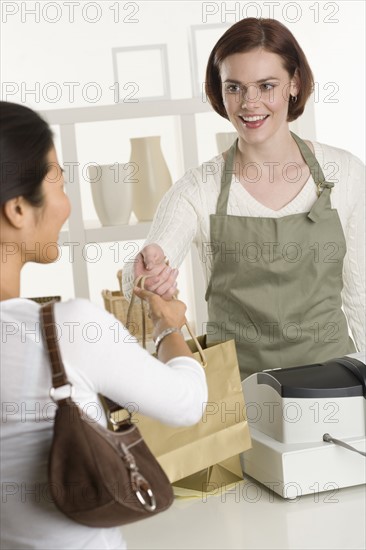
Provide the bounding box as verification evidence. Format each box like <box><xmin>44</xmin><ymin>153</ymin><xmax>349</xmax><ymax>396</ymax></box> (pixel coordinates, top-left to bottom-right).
<box><xmin>133</xmin><ymin>243</ymin><xmax>179</xmax><ymax>301</ymax></box>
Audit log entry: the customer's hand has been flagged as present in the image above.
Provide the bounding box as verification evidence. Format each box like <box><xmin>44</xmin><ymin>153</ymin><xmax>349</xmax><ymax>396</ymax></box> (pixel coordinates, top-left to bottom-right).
<box><xmin>133</xmin><ymin>286</ymin><xmax>193</xmax><ymax>361</ymax></box>
<box><xmin>133</xmin><ymin>286</ymin><xmax>186</xmax><ymax>336</ymax></box>
<box><xmin>133</xmin><ymin>243</ymin><xmax>178</xmax><ymax>300</ymax></box>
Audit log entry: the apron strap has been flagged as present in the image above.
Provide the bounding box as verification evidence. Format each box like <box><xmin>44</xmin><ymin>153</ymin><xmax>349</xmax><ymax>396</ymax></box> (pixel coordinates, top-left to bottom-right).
<box><xmin>307</xmin><ymin>187</ymin><xmax>332</xmax><ymax>222</ymax></box>
<box><xmin>290</xmin><ymin>132</ymin><xmax>334</xmax><ymax>196</ymax></box>
<box><xmin>216</xmin><ymin>138</ymin><xmax>238</xmax><ymax>215</ymax></box>
<box><xmin>290</xmin><ymin>132</ymin><xmax>335</xmax><ymax>223</ymax></box>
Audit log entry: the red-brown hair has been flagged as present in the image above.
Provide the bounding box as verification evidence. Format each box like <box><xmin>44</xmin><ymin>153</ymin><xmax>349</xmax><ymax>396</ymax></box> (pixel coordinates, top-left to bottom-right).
<box><xmin>205</xmin><ymin>18</ymin><xmax>314</xmax><ymax>122</ymax></box>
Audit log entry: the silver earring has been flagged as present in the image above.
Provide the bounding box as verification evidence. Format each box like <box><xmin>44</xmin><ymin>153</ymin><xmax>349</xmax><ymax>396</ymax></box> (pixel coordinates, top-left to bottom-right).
<box><xmin>291</xmin><ymin>95</ymin><xmax>298</xmax><ymax>103</ymax></box>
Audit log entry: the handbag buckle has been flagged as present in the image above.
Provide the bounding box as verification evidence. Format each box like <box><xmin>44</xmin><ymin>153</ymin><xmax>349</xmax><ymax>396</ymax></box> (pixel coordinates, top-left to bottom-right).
<box><xmin>109</xmin><ymin>409</ymin><xmax>131</xmax><ymax>427</ymax></box>
<box><xmin>135</xmin><ymin>482</ymin><xmax>157</xmax><ymax>512</ymax></box>
<box><xmin>120</xmin><ymin>443</ymin><xmax>157</xmax><ymax>512</ymax></box>
<box><xmin>49</xmin><ymin>383</ymin><xmax>74</xmax><ymax>402</ymax></box>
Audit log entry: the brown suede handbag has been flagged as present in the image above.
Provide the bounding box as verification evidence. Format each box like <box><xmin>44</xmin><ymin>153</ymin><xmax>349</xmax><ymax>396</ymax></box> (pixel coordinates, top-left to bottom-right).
<box><xmin>41</xmin><ymin>302</ymin><xmax>174</xmax><ymax>527</ymax></box>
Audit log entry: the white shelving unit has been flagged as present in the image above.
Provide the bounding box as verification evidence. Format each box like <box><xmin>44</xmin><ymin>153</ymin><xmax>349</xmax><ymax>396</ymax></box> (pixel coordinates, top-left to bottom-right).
<box><xmin>43</xmin><ymin>98</ymin><xmax>212</xmax><ymax>330</ymax></box>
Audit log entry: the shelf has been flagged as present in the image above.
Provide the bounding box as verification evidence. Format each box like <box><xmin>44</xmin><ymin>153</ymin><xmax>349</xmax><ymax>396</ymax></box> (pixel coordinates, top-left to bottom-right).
<box><xmin>41</xmin><ymin>97</ymin><xmax>212</xmax><ymax>125</ymax></box>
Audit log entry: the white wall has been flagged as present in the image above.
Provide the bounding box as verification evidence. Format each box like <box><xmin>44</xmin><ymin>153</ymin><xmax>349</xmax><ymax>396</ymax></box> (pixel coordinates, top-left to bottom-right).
<box><xmin>1</xmin><ymin>0</ymin><xmax>365</xmax><ymax>309</ymax></box>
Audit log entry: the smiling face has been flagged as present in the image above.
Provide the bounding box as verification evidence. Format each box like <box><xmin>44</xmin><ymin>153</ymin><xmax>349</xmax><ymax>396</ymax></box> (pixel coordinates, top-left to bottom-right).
<box><xmin>220</xmin><ymin>48</ymin><xmax>299</xmax><ymax>146</ymax></box>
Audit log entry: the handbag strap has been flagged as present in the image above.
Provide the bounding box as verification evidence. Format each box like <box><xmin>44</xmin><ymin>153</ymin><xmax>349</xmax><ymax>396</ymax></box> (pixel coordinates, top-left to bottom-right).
<box><xmin>41</xmin><ymin>302</ymin><xmax>70</xmax><ymax>389</ymax></box>
<box><xmin>127</xmin><ymin>276</ymin><xmax>207</xmax><ymax>367</ymax></box>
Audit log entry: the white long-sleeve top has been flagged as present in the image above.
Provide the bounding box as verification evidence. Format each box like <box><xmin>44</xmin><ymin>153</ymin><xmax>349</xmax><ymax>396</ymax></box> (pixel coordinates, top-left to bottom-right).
<box><xmin>123</xmin><ymin>140</ymin><xmax>365</xmax><ymax>352</ymax></box>
<box><xmin>0</xmin><ymin>298</ymin><xmax>207</xmax><ymax>550</ymax></box>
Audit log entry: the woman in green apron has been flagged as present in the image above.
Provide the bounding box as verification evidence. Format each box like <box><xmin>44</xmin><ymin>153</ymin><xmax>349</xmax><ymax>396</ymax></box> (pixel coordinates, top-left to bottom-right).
<box><xmin>123</xmin><ymin>18</ymin><xmax>365</xmax><ymax>379</ymax></box>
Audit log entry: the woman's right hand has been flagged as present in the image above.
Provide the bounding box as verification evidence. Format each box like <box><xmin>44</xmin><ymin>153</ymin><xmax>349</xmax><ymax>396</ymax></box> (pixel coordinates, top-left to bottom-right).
<box><xmin>133</xmin><ymin>243</ymin><xmax>178</xmax><ymax>300</ymax></box>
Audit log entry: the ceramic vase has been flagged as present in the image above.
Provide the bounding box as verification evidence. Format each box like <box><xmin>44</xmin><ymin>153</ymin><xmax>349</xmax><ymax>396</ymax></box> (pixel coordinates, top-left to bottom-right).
<box><xmin>129</xmin><ymin>136</ymin><xmax>172</xmax><ymax>221</ymax></box>
<box><xmin>88</xmin><ymin>163</ymin><xmax>133</xmax><ymax>226</ymax></box>
<box><xmin>216</xmin><ymin>132</ymin><xmax>238</xmax><ymax>154</ymax></box>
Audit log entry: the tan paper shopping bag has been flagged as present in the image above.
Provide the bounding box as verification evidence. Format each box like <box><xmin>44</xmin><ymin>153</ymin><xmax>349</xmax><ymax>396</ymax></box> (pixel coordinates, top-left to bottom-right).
<box><xmin>133</xmin><ymin>335</ymin><xmax>252</xmax><ymax>495</ymax></box>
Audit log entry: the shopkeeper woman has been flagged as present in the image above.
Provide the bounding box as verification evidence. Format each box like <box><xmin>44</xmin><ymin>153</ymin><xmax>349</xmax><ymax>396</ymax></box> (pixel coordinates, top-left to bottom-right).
<box><xmin>123</xmin><ymin>18</ymin><xmax>365</xmax><ymax>379</ymax></box>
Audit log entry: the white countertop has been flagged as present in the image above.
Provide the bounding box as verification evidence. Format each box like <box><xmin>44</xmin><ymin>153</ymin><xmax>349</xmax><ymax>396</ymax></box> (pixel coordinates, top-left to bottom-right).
<box><xmin>122</xmin><ymin>476</ymin><xmax>366</xmax><ymax>549</ymax></box>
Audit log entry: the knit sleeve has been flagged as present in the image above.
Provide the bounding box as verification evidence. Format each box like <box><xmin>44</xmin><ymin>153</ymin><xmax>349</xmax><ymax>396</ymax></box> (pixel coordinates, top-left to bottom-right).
<box><xmin>341</xmin><ymin>154</ymin><xmax>366</xmax><ymax>351</ymax></box>
<box><xmin>122</xmin><ymin>169</ymin><xmax>202</xmax><ymax>301</ymax></box>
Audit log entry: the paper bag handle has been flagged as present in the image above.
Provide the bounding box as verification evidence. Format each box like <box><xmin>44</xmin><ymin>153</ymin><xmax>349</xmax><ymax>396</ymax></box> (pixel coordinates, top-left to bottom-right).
<box><xmin>126</xmin><ymin>275</ymin><xmax>148</xmax><ymax>347</ymax></box>
<box><xmin>127</xmin><ymin>275</ymin><xmax>207</xmax><ymax>367</ymax></box>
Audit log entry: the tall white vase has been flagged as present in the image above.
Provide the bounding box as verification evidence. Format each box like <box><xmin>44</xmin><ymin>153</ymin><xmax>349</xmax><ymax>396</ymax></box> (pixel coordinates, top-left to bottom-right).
<box><xmin>129</xmin><ymin>136</ymin><xmax>172</xmax><ymax>221</ymax></box>
<box><xmin>88</xmin><ymin>163</ymin><xmax>133</xmax><ymax>226</ymax></box>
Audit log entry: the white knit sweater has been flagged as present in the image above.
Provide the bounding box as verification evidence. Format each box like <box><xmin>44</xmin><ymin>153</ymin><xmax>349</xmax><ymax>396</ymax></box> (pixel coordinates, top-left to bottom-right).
<box><xmin>123</xmin><ymin>140</ymin><xmax>365</xmax><ymax>352</ymax></box>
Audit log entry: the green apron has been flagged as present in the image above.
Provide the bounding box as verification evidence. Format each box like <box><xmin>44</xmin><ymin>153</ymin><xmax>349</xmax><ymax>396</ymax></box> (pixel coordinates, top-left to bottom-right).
<box><xmin>205</xmin><ymin>132</ymin><xmax>356</xmax><ymax>379</ymax></box>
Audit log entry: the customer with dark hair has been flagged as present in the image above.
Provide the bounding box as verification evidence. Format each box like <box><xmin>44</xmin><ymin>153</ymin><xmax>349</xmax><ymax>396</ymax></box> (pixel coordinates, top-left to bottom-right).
<box><xmin>123</xmin><ymin>18</ymin><xmax>365</xmax><ymax>379</ymax></box>
<box><xmin>0</xmin><ymin>101</ymin><xmax>208</xmax><ymax>548</ymax></box>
